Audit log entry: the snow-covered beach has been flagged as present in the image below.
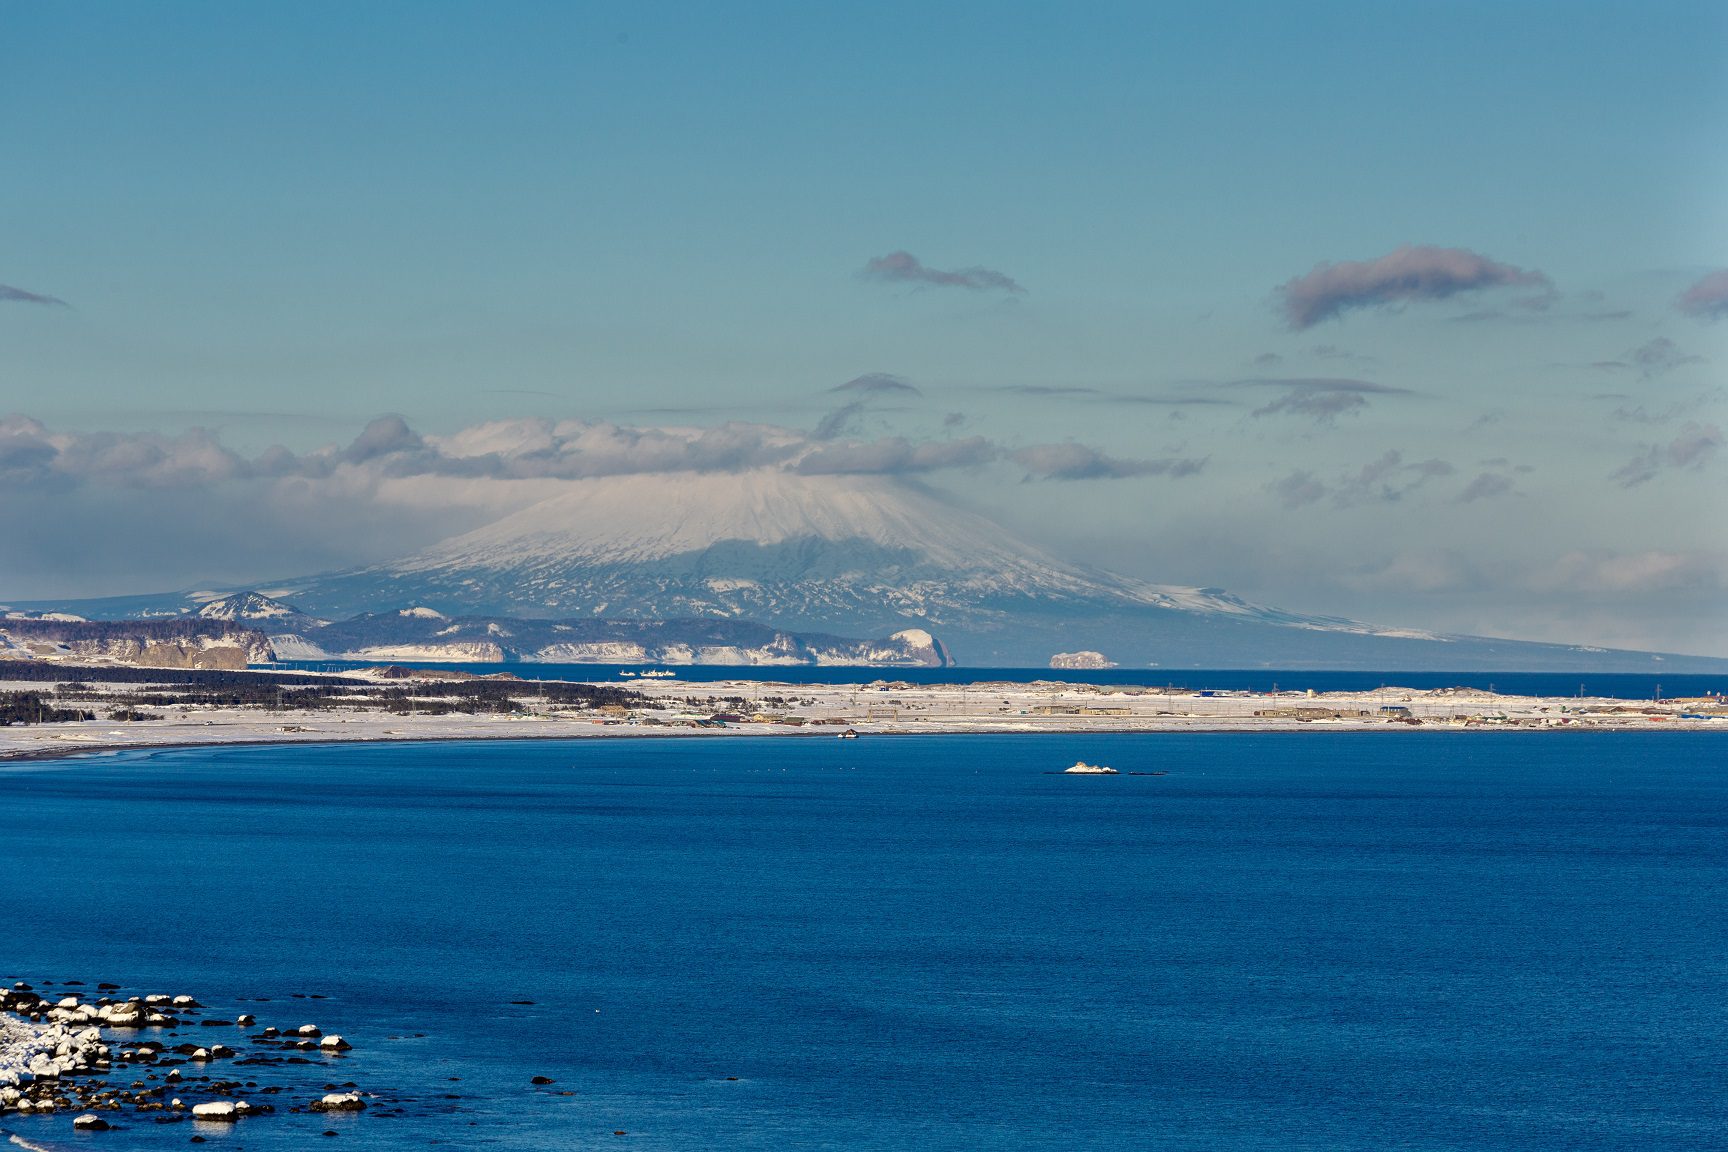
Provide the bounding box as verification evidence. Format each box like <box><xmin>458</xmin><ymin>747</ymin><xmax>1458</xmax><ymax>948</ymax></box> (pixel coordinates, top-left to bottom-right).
<box><xmin>2</xmin><ymin>671</ymin><xmax>1721</xmax><ymax>764</ymax></box>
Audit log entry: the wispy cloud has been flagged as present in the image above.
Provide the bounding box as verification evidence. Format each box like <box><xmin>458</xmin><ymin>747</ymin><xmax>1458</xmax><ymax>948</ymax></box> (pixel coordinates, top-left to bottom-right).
<box><xmin>1627</xmin><ymin>337</ymin><xmax>1703</xmax><ymax>378</ymax></box>
<box><xmin>1277</xmin><ymin>245</ymin><xmax>1549</xmax><ymax>328</ymax></box>
<box><xmin>1611</xmin><ymin>422</ymin><xmax>1724</xmax><ymax>487</ymax></box>
<box><xmin>810</xmin><ymin>402</ymin><xmax>866</xmax><ymax>441</ymax></box>
<box><xmin>0</xmin><ymin>283</ymin><xmax>69</xmax><ymax>307</ymax></box>
<box><xmin>1105</xmin><ymin>394</ymin><xmax>1235</xmax><ymax>407</ymax></box>
<box><xmin>981</xmin><ymin>384</ymin><xmax>1103</xmax><ymax>397</ymax></box>
<box><xmin>1677</xmin><ymin>269</ymin><xmax>1728</xmax><ymax>321</ymax></box>
<box><xmin>831</xmin><ymin>373</ymin><xmax>921</xmax><ymax>396</ymax></box>
<box><xmin>1270</xmin><ymin>469</ymin><xmax>1327</xmax><ymax>509</ymax></box>
<box><xmin>1</xmin><ymin>413</ymin><xmax>1201</xmax><ymax>495</ymax></box>
<box><xmin>795</xmin><ymin>435</ymin><xmax>997</xmax><ymax>475</ymax></box>
<box><xmin>1337</xmin><ymin>450</ymin><xmax>1455</xmax><ymax>504</ymax></box>
<box><xmin>1607</xmin><ymin>388</ymin><xmax>1722</xmax><ymax>426</ymax></box>
<box><xmin>862</xmin><ymin>251</ymin><xmax>1025</xmax><ymax>294</ymax></box>
<box><xmin>1449</xmin><ymin>302</ymin><xmax>1630</xmax><ymax>325</ymax></box>
<box><xmin>1255</xmin><ymin>390</ymin><xmax>1370</xmax><ymax>423</ymax></box>
<box><xmin>1310</xmin><ymin>344</ymin><xmax>1377</xmax><ymax>365</ymax></box>
<box><xmin>1235</xmin><ymin>377</ymin><xmax>1412</xmax><ymax>425</ymax></box>
<box><xmin>1268</xmin><ymin>449</ymin><xmax>1456</xmax><ymax>508</ymax></box>
<box><xmin>1008</xmin><ymin>443</ymin><xmax>1205</xmax><ymax>481</ymax></box>
<box><xmin>1457</xmin><ymin>471</ymin><xmax>1516</xmax><ymax>503</ymax></box>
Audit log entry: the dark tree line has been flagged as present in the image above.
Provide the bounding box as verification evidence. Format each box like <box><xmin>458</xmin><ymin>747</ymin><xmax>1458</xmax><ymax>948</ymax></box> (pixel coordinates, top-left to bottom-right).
<box><xmin>0</xmin><ymin>692</ymin><xmax>96</xmax><ymax>726</ymax></box>
<box><xmin>0</xmin><ymin>661</ymin><xmax>358</xmax><ymax>688</ymax></box>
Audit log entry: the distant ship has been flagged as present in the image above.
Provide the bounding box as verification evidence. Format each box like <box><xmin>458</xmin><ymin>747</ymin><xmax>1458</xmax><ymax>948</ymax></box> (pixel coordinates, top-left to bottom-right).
<box><xmin>639</xmin><ymin>670</ymin><xmax>677</xmax><ymax>678</ymax></box>
<box><xmin>1063</xmin><ymin>761</ymin><xmax>1118</xmax><ymax>774</ymax></box>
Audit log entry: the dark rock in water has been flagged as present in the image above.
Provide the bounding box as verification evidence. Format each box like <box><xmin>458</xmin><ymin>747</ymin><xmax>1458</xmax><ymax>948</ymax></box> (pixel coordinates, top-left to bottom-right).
<box><xmin>530</xmin><ymin>1076</ymin><xmax>555</xmax><ymax>1085</ymax></box>
<box><xmin>73</xmin><ymin>1113</ymin><xmax>111</xmax><ymax>1130</ymax></box>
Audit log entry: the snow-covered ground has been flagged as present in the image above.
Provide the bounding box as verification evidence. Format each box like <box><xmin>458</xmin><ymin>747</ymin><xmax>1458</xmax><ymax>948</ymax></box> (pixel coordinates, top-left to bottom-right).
<box><xmin>1</xmin><ymin>675</ymin><xmax>1720</xmax><ymax>764</ymax></box>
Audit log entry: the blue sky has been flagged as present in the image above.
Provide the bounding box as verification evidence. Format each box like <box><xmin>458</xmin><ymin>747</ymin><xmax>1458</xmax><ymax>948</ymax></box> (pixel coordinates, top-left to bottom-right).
<box><xmin>2</xmin><ymin>1</ymin><xmax>1725</xmax><ymax>651</ymax></box>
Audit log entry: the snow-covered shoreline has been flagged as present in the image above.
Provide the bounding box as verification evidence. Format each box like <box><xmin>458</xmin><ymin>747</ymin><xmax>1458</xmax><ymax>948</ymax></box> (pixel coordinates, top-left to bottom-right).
<box><xmin>2</xmin><ymin>673</ymin><xmax>1721</xmax><ymax>765</ymax></box>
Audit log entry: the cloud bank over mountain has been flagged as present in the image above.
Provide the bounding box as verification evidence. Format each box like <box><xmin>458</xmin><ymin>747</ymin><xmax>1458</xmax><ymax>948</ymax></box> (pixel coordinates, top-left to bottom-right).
<box><xmin>0</xmin><ymin>413</ymin><xmax>1200</xmax><ymax>491</ymax></box>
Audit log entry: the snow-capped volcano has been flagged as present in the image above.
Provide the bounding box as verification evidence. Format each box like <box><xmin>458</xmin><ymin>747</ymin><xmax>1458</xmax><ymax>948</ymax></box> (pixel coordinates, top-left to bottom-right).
<box><xmin>272</xmin><ymin>469</ymin><xmax>1512</xmax><ymax>667</ymax></box>
<box><xmin>13</xmin><ymin>468</ymin><xmax>1720</xmax><ymax>669</ymax></box>
<box><xmin>393</xmin><ymin>470</ymin><xmax>1112</xmax><ymax>601</ymax></box>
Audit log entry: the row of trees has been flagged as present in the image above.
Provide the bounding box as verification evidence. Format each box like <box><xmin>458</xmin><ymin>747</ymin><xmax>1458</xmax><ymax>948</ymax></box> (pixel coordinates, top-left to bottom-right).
<box><xmin>0</xmin><ymin>691</ymin><xmax>96</xmax><ymax>726</ymax></box>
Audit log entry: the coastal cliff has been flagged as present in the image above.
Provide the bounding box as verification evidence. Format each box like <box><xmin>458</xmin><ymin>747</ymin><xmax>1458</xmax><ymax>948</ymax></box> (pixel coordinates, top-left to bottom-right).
<box><xmin>0</xmin><ymin>618</ymin><xmax>274</xmax><ymax>669</ymax></box>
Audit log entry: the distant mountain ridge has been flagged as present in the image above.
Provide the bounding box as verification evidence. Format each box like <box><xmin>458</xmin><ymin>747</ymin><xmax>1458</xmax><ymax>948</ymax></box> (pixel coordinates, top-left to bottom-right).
<box><xmin>2</xmin><ymin>591</ymin><xmax>949</xmax><ymax>668</ymax></box>
<box><xmin>255</xmin><ymin>470</ymin><xmax>1720</xmax><ymax>671</ymax></box>
<box><xmin>270</xmin><ymin>607</ymin><xmax>948</xmax><ymax>667</ymax></box>
<box><xmin>7</xmin><ymin>470</ymin><xmax>1725</xmax><ymax>671</ymax></box>
<box><xmin>0</xmin><ymin>616</ymin><xmax>272</xmax><ymax>669</ymax></box>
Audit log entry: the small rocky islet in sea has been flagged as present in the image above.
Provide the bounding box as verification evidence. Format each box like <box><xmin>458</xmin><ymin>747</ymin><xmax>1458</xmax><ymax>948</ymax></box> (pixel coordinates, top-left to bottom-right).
<box><xmin>0</xmin><ymin>979</ymin><xmax>379</xmax><ymax>1135</ymax></box>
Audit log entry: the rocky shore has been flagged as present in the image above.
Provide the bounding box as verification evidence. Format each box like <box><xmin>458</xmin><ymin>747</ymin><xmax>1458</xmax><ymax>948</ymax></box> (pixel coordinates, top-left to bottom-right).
<box><xmin>0</xmin><ymin>981</ymin><xmax>368</xmax><ymax>1135</ymax></box>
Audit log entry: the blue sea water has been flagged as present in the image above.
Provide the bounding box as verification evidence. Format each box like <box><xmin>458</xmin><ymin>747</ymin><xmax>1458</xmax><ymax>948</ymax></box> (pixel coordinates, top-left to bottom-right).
<box><xmin>271</xmin><ymin>662</ymin><xmax>1727</xmax><ymax>702</ymax></box>
<box><xmin>3</xmin><ymin>732</ymin><xmax>1726</xmax><ymax>1150</ymax></box>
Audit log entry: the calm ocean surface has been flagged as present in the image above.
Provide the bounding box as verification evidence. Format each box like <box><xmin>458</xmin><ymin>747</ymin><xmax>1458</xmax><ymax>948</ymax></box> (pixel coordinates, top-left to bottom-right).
<box><xmin>3</xmin><ymin>733</ymin><xmax>1726</xmax><ymax>1150</ymax></box>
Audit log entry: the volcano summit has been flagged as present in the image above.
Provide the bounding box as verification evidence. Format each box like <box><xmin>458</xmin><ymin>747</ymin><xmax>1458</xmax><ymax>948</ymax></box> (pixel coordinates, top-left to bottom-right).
<box><xmin>247</xmin><ymin>470</ymin><xmax>1723</xmax><ymax>671</ymax></box>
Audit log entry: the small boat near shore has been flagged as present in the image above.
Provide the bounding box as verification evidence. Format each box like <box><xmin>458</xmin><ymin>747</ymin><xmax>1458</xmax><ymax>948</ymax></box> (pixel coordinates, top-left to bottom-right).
<box><xmin>1063</xmin><ymin>761</ymin><xmax>1118</xmax><ymax>774</ymax></box>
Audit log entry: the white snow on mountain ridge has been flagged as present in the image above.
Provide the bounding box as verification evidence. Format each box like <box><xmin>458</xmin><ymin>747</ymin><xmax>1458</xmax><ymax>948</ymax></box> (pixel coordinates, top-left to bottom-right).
<box><xmin>360</xmin><ymin>470</ymin><xmax>1436</xmax><ymax>640</ymax></box>
<box><xmin>196</xmin><ymin>591</ymin><xmax>311</xmax><ymax>622</ymax></box>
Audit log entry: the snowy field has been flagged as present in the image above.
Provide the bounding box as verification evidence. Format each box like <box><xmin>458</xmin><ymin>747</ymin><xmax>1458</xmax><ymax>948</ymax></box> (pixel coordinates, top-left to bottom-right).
<box><xmin>1</xmin><ymin>673</ymin><xmax>1721</xmax><ymax>762</ymax></box>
